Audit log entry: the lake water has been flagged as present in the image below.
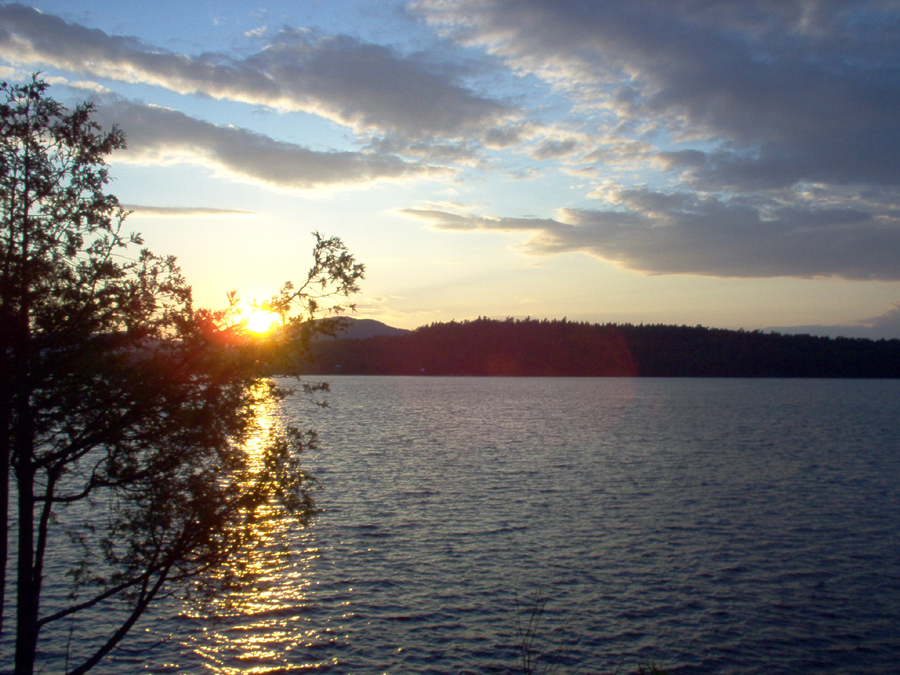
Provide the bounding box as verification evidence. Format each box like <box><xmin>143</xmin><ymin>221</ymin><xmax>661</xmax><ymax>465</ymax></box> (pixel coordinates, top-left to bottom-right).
<box><xmin>22</xmin><ymin>377</ymin><xmax>900</xmax><ymax>673</ymax></box>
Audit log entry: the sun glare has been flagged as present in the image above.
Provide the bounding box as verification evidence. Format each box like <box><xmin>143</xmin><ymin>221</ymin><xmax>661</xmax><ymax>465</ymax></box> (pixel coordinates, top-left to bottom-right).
<box><xmin>244</xmin><ymin>309</ymin><xmax>280</xmax><ymax>334</ymax></box>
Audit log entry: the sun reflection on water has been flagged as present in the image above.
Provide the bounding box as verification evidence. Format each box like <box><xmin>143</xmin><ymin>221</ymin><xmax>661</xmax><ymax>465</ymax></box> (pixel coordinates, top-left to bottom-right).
<box><xmin>144</xmin><ymin>382</ymin><xmax>342</xmax><ymax>673</ymax></box>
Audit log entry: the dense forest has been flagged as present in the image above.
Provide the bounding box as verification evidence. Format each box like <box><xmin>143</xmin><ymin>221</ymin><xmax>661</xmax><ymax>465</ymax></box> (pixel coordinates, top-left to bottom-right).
<box><xmin>294</xmin><ymin>317</ymin><xmax>900</xmax><ymax>378</ymax></box>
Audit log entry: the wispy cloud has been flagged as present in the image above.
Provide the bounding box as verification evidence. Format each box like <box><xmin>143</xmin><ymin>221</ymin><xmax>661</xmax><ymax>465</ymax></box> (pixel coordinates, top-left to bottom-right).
<box><xmin>123</xmin><ymin>205</ymin><xmax>256</xmax><ymax>217</ymax></box>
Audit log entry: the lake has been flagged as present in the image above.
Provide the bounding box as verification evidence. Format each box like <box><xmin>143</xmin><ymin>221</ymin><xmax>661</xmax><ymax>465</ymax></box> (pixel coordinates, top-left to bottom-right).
<box><xmin>39</xmin><ymin>377</ymin><xmax>900</xmax><ymax>673</ymax></box>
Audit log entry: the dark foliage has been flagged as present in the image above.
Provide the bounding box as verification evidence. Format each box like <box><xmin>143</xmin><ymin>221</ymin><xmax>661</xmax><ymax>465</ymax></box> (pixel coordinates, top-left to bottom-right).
<box><xmin>298</xmin><ymin>317</ymin><xmax>900</xmax><ymax>378</ymax></box>
<box><xmin>0</xmin><ymin>77</ymin><xmax>362</xmax><ymax>674</ymax></box>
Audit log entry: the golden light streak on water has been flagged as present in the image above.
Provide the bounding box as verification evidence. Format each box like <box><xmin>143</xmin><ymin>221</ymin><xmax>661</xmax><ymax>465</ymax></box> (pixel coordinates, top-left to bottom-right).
<box><xmin>148</xmin><ymin>381</ymin><xmax>340</xmax><ymax>673</ymax></box>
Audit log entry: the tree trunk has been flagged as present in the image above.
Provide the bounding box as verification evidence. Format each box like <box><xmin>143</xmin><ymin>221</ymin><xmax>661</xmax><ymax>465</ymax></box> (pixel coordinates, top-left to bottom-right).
<box><xmin>13</xmin><ymin>403</ymin><xmax>38</xmax><ymax>675</ymax></box>
<box><xmin>0</xmin><ymin>395</ymin><xmax>10</xmax><ymax>642</ymax></box>
<box><xmin>0</xmin><ymin>399</ymin><xmax>9</xmax><ymax>643</ymax></box>
<box><xmin>12</xmin><ymin>108</ymin><xmax>39</xmax><ymax>675</ymax></box>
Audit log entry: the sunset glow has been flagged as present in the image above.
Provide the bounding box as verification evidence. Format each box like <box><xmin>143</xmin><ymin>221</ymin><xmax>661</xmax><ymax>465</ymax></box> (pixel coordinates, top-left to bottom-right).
<box><xmin>5</xmin><ymin>1</ymin><xmax>900</xmax><ymax>337</ymax></box>
<box><xmin>244</xmin><ymin>310</ymin><xmax>280</xmax><ymax>335</ymax></box>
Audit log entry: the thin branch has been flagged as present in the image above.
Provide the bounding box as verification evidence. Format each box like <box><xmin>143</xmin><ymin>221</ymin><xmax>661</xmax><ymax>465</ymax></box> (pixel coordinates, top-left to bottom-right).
<box><xmin>65</xmin><ymin>561</ymin><xmax>173</xmax><ymax>675</ymax></box>
<box><xmin>37</xmin><ymin>565</ymin><xmax>162</xmax><ymax>628</ymax></box>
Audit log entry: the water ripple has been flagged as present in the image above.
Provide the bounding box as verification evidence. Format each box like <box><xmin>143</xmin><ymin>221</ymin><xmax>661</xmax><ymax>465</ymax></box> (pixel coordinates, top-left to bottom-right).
<box><xmin>70</xmin><ymin>377</ymin><xmax>900</xmax><ymax>674</ymax></box>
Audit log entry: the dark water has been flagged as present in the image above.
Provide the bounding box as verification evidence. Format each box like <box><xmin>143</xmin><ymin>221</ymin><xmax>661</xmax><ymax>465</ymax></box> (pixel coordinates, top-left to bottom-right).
<box><xmin>18</xmin><ymin>377</ymin><xmax>900</xmax><ymax>673</ymax></box>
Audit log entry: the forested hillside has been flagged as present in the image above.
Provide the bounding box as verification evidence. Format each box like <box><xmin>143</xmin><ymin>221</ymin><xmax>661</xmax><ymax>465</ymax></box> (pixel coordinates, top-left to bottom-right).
<box><xmin>296</xmin><ymin>318</ymin><xmax>900</xmax><ymax>377</ymax></box>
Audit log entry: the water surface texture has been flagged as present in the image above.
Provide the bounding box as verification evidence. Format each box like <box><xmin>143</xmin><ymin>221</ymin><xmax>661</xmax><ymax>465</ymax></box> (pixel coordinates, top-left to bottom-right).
<box><xmin>59</xmin><ymin>378</ymin><xmax>900</xmax><ymax>673</ymax></box>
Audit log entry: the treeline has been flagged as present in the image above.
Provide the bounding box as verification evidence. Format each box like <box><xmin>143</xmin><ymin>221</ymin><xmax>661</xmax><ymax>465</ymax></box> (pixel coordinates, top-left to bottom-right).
<box><xmin>294</xmin><ymin>317</ymin><xmax>900</xmax><ymax>377</ymax></box>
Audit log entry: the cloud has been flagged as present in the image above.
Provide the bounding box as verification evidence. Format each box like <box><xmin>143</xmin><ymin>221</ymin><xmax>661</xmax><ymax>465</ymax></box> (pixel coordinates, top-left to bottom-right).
<box><xmin>252</xmin><ymin>30</ymin><xmax>516</xmax><ymax>139</ymax></box>
<box><xmin>850</xmin><ymin>303</ymin><xmax>900</xmax><ymax>339</ymax></box>
<box><xmin>414</xmin><ymin>0</ymin><xmax>900</xmax><ymax>190</ymax></box>
<box><xmin>529</xmin><ymin>138</ymin><xmax>579</xmax><ymax>161</ymax></box>
<box><xmin>366</xmin><ymin>136</ymin><xmax>482</xmax><ymax>165</ymax></box>
<box><xmin>8</xmin><ymin>1</ymin><xmax>900</xmax><ymax>282</ymax></box>
<box><xmin>0</xmin><ymin>3</ymin><xmax>514</xmax><ymax>140</ymax></box>
<box><xmin>482</xmin><ymin>122</ymin><xmax>540</xmax><ymax>149</ymax></box>
<box><xmin>244</xmin><ymin>25</ymin><xmax>268</xmax><ymax>39</ymax></box>
<box><xmin>401</xmin><ymin>207</ymin><xmax>556</xmax><ymax>233</ymax></box>
<box><xmin>94</xmin><ymin>99</ymin><xmax>445</xmax><ymax>189</ymax></box>
<box><xmin>123</xmin><ymin>205</ymin><xmax>256</xmax><ymax>217</ymax></box>
<box><xmin>403</xmin><ymin>185</ymin><xmax>900</xmax><ymax>280</ymax></box>
<box><xmin>408</xmin><ymin>0</ymin><xmax>900</xmax><ymax>282</ymax></box>
<box><xmin>769</xmin><ymin>303</ymin><xmax>900</xmax><ymax>340</ymax></box>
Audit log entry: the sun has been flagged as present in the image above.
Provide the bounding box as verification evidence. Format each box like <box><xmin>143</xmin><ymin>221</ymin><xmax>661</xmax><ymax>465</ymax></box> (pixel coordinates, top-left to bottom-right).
<box><xmin>243</xmin><ymin>309</ymin><xmax>280</xmax><ymax>334</ymax></box>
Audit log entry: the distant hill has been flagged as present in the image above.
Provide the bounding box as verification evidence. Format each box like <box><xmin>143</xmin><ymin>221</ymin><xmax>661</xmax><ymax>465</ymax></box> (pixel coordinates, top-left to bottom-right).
<box><xmin>327</xmin><ymin>317</ymin><xmax>409</xmax><ymax>340</ymax></box>
<box><xmin>296</xmin><ymin>317</ymin><xmax>900</xmax><ymax>378</ymax></box>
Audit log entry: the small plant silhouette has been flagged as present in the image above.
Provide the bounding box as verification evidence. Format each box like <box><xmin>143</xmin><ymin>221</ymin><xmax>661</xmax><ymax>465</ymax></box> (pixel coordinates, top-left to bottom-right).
<box><xmin>511</xmin><ymin>585</ymin><xmax>669</xmax><ymax>675</ymax></box>
<box><xmin>514</xmin><ymin>587</ymin><xmax>585</xmax><ymax>675</ymax></box>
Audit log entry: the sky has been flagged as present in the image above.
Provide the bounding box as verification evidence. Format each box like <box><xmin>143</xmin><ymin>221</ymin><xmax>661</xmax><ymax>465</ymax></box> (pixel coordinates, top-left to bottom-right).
<box><xmin>2</xmin><ymin>0</ymin><xmax>900</xmax><ymax>337</ymax></box>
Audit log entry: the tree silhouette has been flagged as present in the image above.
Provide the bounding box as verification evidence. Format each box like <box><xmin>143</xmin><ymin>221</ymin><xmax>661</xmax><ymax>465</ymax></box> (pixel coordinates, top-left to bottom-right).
<box><xmin>0</xmin><ymin>76</ymin><xmax>363</xmax><ymax>674</ymax></box>
<box><xmin>298</xmin><ymin>317</ymin><xmax>900</xmax><ymax>378</ymax></box>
